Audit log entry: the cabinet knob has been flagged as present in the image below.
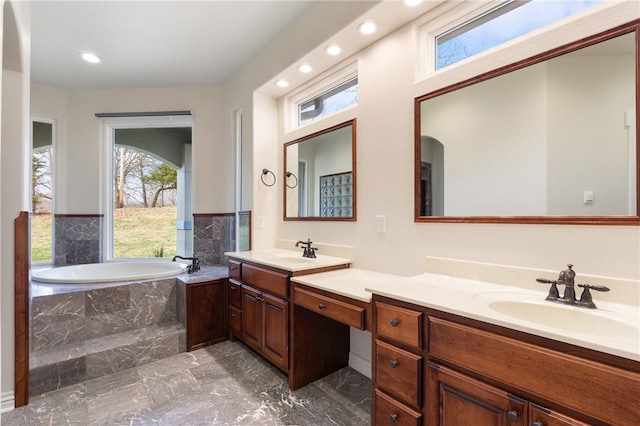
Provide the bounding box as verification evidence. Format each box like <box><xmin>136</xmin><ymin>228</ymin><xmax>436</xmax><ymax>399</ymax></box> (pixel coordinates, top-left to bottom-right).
<box><xmin>318</xmin><ymin>303</ymin><xmax>326</xmax><ymax>310</ymax></box>
<box><xmin>230</xmin><ymin>285</ymin><xmax>236</xmax><ymax>290</ymax></box>
<box><xmin>532</xmin><ymin>422</ymin><xmax>544</xmax><ymax>426</ymax></box>
<box><xmin>231</xmin><ymin>313</ymin><xmax>237</xmax><ymax>318</ymax></box>
<box><xmin>389</xmin><ymin>359</ymin><xmax>398</xmax><ymax>368</ymax></box>
<box><xmin>390</xmin><ymin>319</ymin><xmax>399</xmax><ymax>327</ymax></box>
<box><xmin>507</xmin><ymin>410</ymin><xmax>519</xmax><ymax>423</ymax></box>
<box><xmin>389</xmin><ymin>413</ymin><xmax>398</xmax><ymax>423</ymax></box>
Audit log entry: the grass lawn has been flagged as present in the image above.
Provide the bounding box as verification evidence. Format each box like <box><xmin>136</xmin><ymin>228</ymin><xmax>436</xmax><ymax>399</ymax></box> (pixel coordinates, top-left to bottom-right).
<box><xmin>31</xmin><ymin>206</ymin><xmax>177</xmax><ymax>262</ymax></box>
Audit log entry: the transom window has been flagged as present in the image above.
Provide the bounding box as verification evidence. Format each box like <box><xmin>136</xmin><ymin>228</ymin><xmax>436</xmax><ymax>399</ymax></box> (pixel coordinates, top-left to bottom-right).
<box><xmin>297</xmin><ymin>76</ymin><xmax>358</xmax><ymax>126</ymax></box>
<box><xmin>435</xmin><ymin>0</ymin><xmax>605</xmax><ymax>70</ymax></box>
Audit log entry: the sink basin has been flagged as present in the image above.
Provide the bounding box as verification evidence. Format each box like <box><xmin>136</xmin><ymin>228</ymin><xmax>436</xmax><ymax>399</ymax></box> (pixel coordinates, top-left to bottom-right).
<box><xmin>472</xmin><ymin>292</ymin><xmax>639</xmax><ymax>340</ymax></box>
<box><xmin>487</xmin><ymin>300</ymin><xmax>638</xmax><ymax>338</ymax></box>
<box><xmin>265</xmin><ymin>254</ymin><xmax>315</xmax><ymax>263</ymax></box>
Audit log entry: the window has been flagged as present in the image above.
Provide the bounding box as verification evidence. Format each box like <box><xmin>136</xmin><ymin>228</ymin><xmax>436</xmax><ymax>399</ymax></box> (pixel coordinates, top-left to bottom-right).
<box><xmin>435</xmin><ymin>0</ymin><xmax>605</xmax><ymax>70</ymax></box>
<box><xmin>298</xmin><ymin>76</ymin><xmax>358</xmax><ymax>126</ymax></box>
<box><xmin>31</xmin><ymin>119</ymin><xmax>54</xmax><ymax>263</ymax></box>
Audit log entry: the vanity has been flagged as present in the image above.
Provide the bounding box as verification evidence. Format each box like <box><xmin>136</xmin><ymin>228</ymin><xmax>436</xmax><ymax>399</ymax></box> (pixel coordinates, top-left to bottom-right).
<box><xmin>224</xmin><ymin>247</ymin><xmax>353</xmax><ymax>384</ymax></box>
<box><xmin>366</xmin><ymin>273</ymin><xmax>640</xmax><ymax>426</ymax></box>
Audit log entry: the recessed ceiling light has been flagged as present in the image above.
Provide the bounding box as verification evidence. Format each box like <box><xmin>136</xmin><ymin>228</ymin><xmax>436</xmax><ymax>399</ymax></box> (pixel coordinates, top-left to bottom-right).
<box><xmin>275</xmin><ymin>79</ymin><xmax>289</xmax><ymax>88</ymax></box>
<box><xmin>325</xmin><ymin>45</ymin><xmax>341</xmax><ymax>56</ymax></box>
<box><xmin>403</xmin><ymin>0</ymin><xmax>422</xmax><ymax>6</ymax></box>
<box><xmin>358</xmin><ymin>21</ymin><xmax>377</xmax><ymax>35</ymax></box>
<box><xmin>297</xmin><ymin>64</ymin><xmax>312</xmax><ymax>73</ymax></box>
<box><xmin>79</xmin><ymin>52</ymin><xmax>102</xmax><ymax>64</ymax></box>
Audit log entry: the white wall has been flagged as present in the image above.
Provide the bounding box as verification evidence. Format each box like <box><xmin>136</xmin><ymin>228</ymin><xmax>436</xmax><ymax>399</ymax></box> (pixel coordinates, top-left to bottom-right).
<box><xmin>1</xmin><ymin>0</ymin><xmax>30</xmax><ymax>409</ymax></box>
<box><xmin>276</xmin><ymin>0</ymin><xmax>640</xmax><ymax>281</ymax></box>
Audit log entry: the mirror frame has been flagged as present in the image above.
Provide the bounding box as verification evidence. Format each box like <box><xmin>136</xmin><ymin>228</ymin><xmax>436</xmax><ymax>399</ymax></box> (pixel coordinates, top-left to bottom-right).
<box><xmin>415</xmin><ymin>20</ymin><xmax>640</xmax><ymax>225</ymax></box>
<box><xmin>284</xmin><ymin>119</ymin><xmax>357</xmax><ymax>221</ymax></box>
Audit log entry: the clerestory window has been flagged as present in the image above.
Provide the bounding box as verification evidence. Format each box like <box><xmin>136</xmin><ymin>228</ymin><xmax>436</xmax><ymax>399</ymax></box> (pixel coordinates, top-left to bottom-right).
<box><xmin>298</xmin><ymin>76</ymin><xmax>358</xmax><ymax>126</ymax></box>
<box><xmin>435</xmin><ymin>0</ymin><xmax>605</xmax><ymax>70</ymax></box>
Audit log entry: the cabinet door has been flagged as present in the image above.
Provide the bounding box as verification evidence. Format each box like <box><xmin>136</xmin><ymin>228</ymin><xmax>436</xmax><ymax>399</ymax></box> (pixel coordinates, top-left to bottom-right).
<box><xmin>262</xmin><ymin>292</ymin><xmax>289</xmax><ymax>371</ymax></box>
<box><xmin>427</xmin><ymin>362</ymin><xmax>526</xmax><ymax>426</ymax></box>
<box><xmin>241</xmin><ymin>285</ymin><xmax>262</xmax><ymax>350</ymax></box>
<box><xmin>529</xmin><ymin>403</ymin><xmax>590</xmax><ymax>426</ymax></box>
<box><xmin>186</xmin><ymin>280</ymin><xmax>227</xmax><ymax>351</ymax></box>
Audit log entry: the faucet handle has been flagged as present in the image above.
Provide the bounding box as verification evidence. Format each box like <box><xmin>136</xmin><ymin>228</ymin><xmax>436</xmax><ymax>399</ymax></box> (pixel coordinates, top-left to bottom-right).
<box><xmin>536</xmin><ymin>278</ymin><xmax>560</xmax><ymax>300</ymax></box>
<box><xmin>577</xmin><ymin>284</ymin><xmax>610</xmax><ymax>308</ymax></box>
<box><xmin>578</xmin><ymin>283</ymin><xmax>610</xmax><ymax>292</ymax></box>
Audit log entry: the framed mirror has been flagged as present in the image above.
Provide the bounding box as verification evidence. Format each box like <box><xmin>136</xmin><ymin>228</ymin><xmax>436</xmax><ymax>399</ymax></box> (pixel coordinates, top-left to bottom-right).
<box><xmin>415</xmin><ymin>20</ymin><xmax>639</xmax><ymax>225</ymax></box>
<box><xmin>284</xmin><ymin>119</ymin><xmax>356</xmax><ymax>221</ymax></box>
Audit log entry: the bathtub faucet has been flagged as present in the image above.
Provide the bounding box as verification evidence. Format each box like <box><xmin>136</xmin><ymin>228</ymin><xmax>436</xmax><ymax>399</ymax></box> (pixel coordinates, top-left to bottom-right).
<box><xmin>172</xmin><ymin>255</ymin><xmax>201</xmax><ymax>273</ymax></box>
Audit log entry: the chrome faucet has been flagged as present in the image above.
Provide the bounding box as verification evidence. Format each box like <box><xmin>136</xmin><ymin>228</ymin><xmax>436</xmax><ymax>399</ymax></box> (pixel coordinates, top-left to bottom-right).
<box><xmin>172</xmin><ymin>255</ymin><xmax>201</xmax><ymax>273</ymax></box>
<box><xmin>295</xmin><ymin>238</ymin><xmax>318</xmax><ymax>258</ymax></box>
<box><xmin>536</xmin><ymin>264</ymin><xmax>609</xmax><ymax>309</ymax></box>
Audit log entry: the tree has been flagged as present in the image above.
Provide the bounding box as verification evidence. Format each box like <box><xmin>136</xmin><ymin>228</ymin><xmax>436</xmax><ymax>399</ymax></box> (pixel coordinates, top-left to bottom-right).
<box><xmin>32</xmin><ymin>149</ymin><xmax>53</xmax><ymax>213</ymax></box>
<box><xmin>146</xmin><ymin>163</ymin><xmax>177</xmax><ymax>207</ymax></box>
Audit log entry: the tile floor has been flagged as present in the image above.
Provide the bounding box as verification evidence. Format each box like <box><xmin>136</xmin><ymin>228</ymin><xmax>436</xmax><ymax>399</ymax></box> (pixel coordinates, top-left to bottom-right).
<box><xmin>1</xmin><ymin>341</ymin><xmax>371</xmax><ymax>425</ymax></box>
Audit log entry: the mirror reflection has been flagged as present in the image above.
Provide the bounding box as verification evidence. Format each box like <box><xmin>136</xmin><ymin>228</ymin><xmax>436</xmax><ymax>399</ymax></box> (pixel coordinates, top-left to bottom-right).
<box><xmin>416</xmin><ymin>26</ymin><xmax>638</xmax><ymax>224</ymax></box>
<box><xmin>284</xmin><ymin>119</ymin><xmax>356</xmax><ymax>220</ymax></box>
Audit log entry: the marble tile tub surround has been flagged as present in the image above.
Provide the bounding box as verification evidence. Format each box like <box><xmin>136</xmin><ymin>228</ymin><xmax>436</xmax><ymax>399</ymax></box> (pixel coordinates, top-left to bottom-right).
<box><xmin>424</xmin><ymin>256</ymin><xmax>640</xmax><ymax>307</ymax></box>
<box><xmin>4</xmin><ymin>342</ymin><xmax>371</xmax><ymax>425</ymax></box>
<box><xmin>193</xmin><ymin>213</ymin><xmax>236</xmax><ymax>266</ymax></box>
<box><xmin>53</xmin><ymin>214</ymin><xmax>103</xmax><ymax>265</ymax></box>
<box><xmin>29</xmin><ymin>267</ymin><xmax>229</xmax><ymax>397</ymax></box>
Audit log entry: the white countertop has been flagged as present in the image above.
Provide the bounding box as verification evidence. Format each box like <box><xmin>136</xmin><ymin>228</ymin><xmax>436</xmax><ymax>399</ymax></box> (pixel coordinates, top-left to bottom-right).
<box><xmin>224</xmin><ymin>248</ymin><xmax>351</xmax><ymax>273</ymax></box>
<box><xmin>291</xmin><ymin>268</ymin><xmax>400</xmax><ymax>303</ymax></box>
<box><xmin>366</xmin><ymin>273</ymin><xmax>640</xmax><ymax>362</ymax></box>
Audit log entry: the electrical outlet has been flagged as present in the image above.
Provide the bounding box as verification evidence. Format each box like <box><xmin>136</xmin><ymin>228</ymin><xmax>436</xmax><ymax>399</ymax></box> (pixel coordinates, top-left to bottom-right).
<box><xmin>376</xmin><ymin>215</ymin><xmax>386</xmax><ymax>233</ymax></box>
<box><xmin>257</xmin><ymin>216</ymin><xmax>265</xmax><ymax>229</ymax></box>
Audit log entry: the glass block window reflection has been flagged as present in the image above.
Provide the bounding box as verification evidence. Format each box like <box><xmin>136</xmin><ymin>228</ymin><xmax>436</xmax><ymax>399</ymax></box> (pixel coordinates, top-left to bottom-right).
<box><xmin>320</xmin><ymin>172</ymin><xmax>353</xmax><ymax>217</ymax></box>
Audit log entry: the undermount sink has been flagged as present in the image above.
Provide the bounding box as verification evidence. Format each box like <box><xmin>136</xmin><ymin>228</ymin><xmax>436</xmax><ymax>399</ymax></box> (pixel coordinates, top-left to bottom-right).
<box><xmin>473</xmin><ymin>292</ymin><xmax>639</xmax><ymax>340</ymax></box>
<box><xmin>265</xmin><ymin>254</ymin><xmax>315</xmax><ymax>263</ymax></box>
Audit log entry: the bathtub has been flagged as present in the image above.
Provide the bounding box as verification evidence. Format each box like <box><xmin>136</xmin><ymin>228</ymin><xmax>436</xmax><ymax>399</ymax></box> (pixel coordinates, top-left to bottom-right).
<box><xmin>31</xmin><ymin>261</ymin><xmax>189</xmax><ymax>284</ymax></box>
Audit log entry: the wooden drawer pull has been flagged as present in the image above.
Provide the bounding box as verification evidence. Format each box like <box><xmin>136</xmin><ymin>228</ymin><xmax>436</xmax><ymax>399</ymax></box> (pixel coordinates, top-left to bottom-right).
<box><xmin>318</xmin><ymin>303</ymin><xmax>326</xmax><ymax>310</ymax></box>
<box><xmin>389</xmin><ymin>413</ymin><xmax>398</xmax><ymax>423</ymax></box>
<box><xmin>389</xmin><ymin>359</ymin><xmax>398</xmax><ymax>368</ymax></box>
<box><xmin>390</xmin><ymin>319</ymin><xmax>399</xmax><ymax>327</ymax></box>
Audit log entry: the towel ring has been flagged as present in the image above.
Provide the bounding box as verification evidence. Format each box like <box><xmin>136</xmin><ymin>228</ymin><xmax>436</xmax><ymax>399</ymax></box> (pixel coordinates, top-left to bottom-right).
<box><xmin>286</xmin><ymin>171</ymin><xmax>298</xmax><ymax>189</ymax></box>
<box><xmin>261</xmin><ymin>168</ymin><xmax>276</xmax><ymax>187</ymax></box>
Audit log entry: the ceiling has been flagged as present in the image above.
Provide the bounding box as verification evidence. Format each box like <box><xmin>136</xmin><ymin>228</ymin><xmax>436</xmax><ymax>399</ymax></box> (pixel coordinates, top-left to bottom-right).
<box><xmin>30</xmin><ymin>1</ymin><xmax>443</xmax><ymax>93</ymax></box>
<box><xmin>30</xmin><ymin>1</ymin><xmax>318</xmax><ymax>89</ymax></box>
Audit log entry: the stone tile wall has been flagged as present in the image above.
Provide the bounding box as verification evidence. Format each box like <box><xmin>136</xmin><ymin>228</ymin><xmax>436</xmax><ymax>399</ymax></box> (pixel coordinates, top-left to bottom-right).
<box><xmin>193</xmin><ymin>213</ymin><xmax>236</xmax><ymax>266</ymax></box>
<box><xmin>54</xmin><ymin>215</ymin><xmax>103</xmax><ymax>265</ymax></box>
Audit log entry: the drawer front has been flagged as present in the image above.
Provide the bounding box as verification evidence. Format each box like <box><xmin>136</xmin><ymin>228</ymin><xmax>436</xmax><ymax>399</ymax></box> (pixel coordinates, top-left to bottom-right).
<box><xmin>429</xmin><ymin>317</ymin><xmax>640</xmax><ymax>426</ymax></box>
<box><xmin>376</xmin><ymin>339</ymin><xmax>422</xmax><ymax>406</ymax></box>
<box><xmin>374</xmin><ymin>389</ymin><xmax>422</xmax><ymax>426</ymax></box>
<box><xmin>242</xmin><ymin>264</ymin><xmax>288</xmax><ymax>298</ymax></box>
<box><xmin>294</xmin><ymin>286</ymin><xmax>365</xmax><ymax>329</ymax></box>
<box><xmin>376</xmin><ymin>302</ymin><xmax>423</xmax><ymax>349</ymax></box>
<box><xmin>228</xmin><ymin>259</ymin><xmax>241</xmax><ymax>281</ymax></box>
<box><xmin>229</xmin><ymin>305</ymin><xmax>241</xmax><ymax>335</ymax></box>
<box><xmin>228</xmin><ymin>279</ymin><xmax>242</xmax><ymax>309</ymax></box>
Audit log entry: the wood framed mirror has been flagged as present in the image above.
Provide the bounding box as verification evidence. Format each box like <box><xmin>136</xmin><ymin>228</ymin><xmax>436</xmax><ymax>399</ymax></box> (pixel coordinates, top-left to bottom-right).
<box><xmin>415</xmin><ymin>20</ymin><xmax>639</xmax><ymax>225</ymax></box>
<box><xmin>284</xmin><ymin>119</ymin><xmax>357</xmax><ymax>221</ymax></box>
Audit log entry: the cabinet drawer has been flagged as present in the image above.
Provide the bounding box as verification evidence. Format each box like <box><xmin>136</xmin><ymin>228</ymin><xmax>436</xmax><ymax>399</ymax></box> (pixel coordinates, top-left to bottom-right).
<box><xmin>229</xmin><ymin>305</ymin><xmax>241</xmax><ymax>335</ymax></box>
<box><xmin>293</xmin><ymin>286</ymin><xmax>365</xmax><ymax>329</ymax></box>
<box><xmin>228</xmin><ymin>259</ymin><xmax>241</xmax><ymax>281</ymax></box>
<box><xmin>242</xmin><ymin>264</ymin><xmax>288</xmax><ymax>298</ymax></box>
<box><xmin>228</xmin><ymin>279</ymin><xmax>242</xmax><ymax>309</ymax></box>
<box><xmin>376</xmin><ymin>302</ymin><xmax>423</xmax><ymax>349</ymax></box>
<box><xmin>429</xmin><ymin>317</ymin><xmax>640</xmax><ymax>426</ymax></box>
<box><xmin>376</xmin><ymin>339</ymin><xmax>422</xmax><ymax>407</ymax></box>
<box><xmin>374</xmin><ymin>389</ymin><xmax>422</xmax><ymax>426</ymax></box>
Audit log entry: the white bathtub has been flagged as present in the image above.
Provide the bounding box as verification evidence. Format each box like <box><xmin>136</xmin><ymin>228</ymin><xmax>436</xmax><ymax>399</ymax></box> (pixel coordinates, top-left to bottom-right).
<box><xmin>31</xmin><ymin>261</ymin><xmax>189</xmax><ymax>284</ymax></box>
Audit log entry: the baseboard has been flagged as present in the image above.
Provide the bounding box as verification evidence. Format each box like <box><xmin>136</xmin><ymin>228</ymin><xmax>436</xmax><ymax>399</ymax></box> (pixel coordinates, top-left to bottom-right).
<box><xmin>349</xmin><ymin>351</ymin><xmax>371</xmax><ymax>379</ymax></box>
<box><xmin>1</xmin><ymin>391</ymin><xmax>15</xmax><ymax>413</ymax></box>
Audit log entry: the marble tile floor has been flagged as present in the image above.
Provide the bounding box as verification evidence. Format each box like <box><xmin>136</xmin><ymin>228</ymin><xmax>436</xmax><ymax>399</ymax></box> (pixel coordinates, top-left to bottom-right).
<box><xmin>1</xmin><ymin>341</ymin><xmax>371</xmax><ymax>426</ymax></box>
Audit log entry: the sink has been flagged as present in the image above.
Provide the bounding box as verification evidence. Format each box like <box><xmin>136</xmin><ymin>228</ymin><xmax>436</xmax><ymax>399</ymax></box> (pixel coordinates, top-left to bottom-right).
<box><xmin>473</xmin><ymin>292</ymin><xmax>639</xmax><ymax>340</ymax></box>
<box><xmin>265</xmin><ymin>254</ymin><xmax>315</xmax><ymax>263</ymax></box>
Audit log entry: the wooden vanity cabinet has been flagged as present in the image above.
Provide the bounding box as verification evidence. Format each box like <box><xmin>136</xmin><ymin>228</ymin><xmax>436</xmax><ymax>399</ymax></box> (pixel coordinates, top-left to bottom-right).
<box><xmin>241</xmin><ymin>284</ymin><xmax>289</xmax><ymax>371</ymax></box>
<box><xmin>226</xmin><ymin>256</ymin><xmax>349</xmax><ymax>376</ymax></box>
<box><xmin>371</xmin><ymin>294</ymin><xmax>640</xmax><ymax>426</ymax></box>
<box><xmin>186</xmin><ymin>279</ymin><xmax>227</xmax><ymax>351</ymax></box>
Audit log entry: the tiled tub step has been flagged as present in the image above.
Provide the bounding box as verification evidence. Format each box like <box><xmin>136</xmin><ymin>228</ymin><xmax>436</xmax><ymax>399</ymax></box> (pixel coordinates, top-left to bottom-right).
<box><xmin>30</xmin><ymin>322</ymin><xmax>186</xmax><ymax>396</ymax></box>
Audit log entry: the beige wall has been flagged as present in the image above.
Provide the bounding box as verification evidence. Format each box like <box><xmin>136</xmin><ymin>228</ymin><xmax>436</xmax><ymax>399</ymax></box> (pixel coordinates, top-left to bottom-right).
<box><xmin>275</xmin><ymin>0</ymin><xmax>640</xmax><ymax>280</ymax></box>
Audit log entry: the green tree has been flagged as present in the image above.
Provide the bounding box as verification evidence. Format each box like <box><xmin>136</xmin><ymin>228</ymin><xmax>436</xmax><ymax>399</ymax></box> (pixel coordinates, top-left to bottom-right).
<box><xmin>146</xmin><ymin>163</ymin><xmax>177</xmax><ymax>207</ymax></box>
